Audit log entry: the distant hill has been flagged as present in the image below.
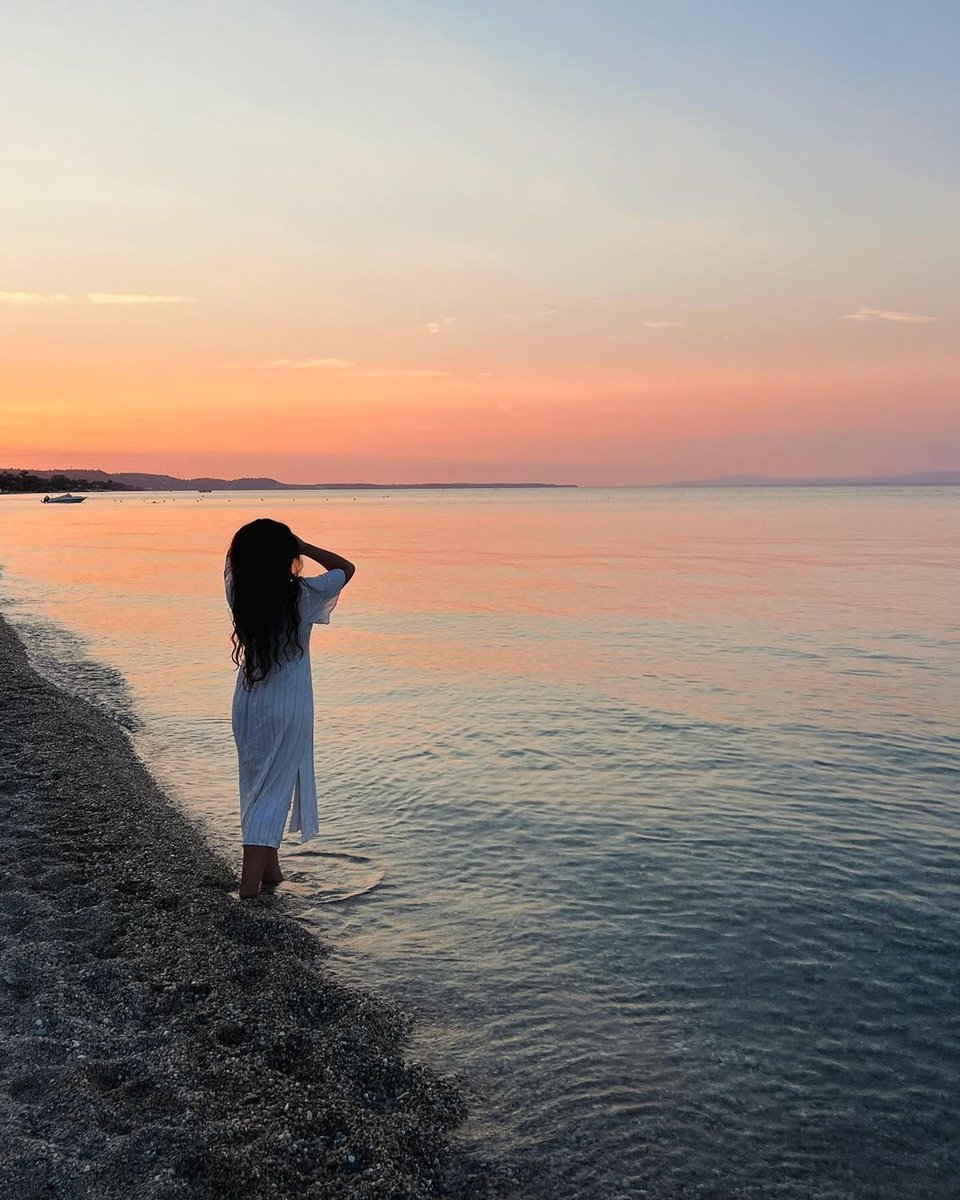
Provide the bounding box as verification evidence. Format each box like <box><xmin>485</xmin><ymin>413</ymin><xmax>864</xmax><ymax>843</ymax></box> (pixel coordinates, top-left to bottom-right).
<box><xmin>9</xmin><ymin>465</ymin><xmax>958</xmax><ymax>491</ymax></box>
<box><xmin>659</xmin><ymin>469</ymin><xmax>960</xmax><ymax>487</ymax></box>
<box><xmin>3</xmin><ymin>468</ymin><xmax>575</xmax><ymax>491</ymax></box>
<box><xmin>0</xmin><ymin>468</ymin><xmax>136</xmax><ymax>494</ymax></box>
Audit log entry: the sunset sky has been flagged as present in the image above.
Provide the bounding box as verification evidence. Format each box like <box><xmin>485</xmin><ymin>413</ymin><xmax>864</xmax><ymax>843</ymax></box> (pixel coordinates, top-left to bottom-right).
<box><xmin>2</xmin><ymin>1</ymin><xmax>957</xmax><ymax>484</ymax></box>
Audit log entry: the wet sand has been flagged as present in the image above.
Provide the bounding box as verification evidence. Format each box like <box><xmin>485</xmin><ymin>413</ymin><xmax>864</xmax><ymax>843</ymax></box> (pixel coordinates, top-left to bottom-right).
<box><xmin>0</xmin><ymin>613</ymin><xmax>518</xmax><ymax>1199</ymax></box>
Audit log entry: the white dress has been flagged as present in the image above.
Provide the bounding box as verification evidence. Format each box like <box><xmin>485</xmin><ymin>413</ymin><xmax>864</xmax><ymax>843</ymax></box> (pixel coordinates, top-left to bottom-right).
<box><xmin>224</xmin><ymin>558</ymin><xmax>347</xmax><ymax>848</ymax></box>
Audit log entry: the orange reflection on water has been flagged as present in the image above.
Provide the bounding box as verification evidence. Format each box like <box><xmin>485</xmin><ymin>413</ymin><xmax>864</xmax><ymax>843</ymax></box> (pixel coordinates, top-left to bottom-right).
<box><xmin>1</xmin><ymin>484</ymin><xmax>955</xmax><ymax>738</ymax></box>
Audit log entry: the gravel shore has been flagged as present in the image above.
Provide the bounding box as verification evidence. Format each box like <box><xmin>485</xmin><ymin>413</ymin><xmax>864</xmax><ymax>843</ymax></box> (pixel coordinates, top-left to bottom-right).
<box><xmin>0</xmin><ymin>613</ymin><xmax>518</xmax><ymax>1199</ymax></box>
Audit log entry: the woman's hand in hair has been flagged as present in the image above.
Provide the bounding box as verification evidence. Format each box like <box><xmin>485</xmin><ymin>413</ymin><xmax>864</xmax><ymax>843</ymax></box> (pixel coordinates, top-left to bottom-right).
<box><xmin>295</xmin><ymin>537</ymin><xmax>356</xmax><ymax>584</ymax></box>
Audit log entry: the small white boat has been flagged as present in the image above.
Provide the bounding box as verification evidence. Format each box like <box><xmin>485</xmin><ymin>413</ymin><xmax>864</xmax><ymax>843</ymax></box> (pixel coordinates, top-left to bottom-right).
<box><xmin>41</xmin><ymin>493</ymin><xmax>86</xmax><ymax>504</ymax></box>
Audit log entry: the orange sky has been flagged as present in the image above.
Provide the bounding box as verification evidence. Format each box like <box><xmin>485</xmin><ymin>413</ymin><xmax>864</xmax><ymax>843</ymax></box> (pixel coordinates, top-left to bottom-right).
<box><xmin>2</xmin><ymin>3</ymin><xmax>957</xmax><ymax>484</ymax></box>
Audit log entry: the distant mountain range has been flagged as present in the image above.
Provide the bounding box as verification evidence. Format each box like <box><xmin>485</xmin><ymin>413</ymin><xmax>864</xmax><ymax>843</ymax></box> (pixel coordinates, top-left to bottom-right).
<box><xmin>659</xmin><ymin>469</ymin><xmax>960</xmax><ymax>487</ymax></box>
<box><xmin>6</xmin><ymin>466</ymin><xmax>959</xmax><ymax>491</ymax></box>
<box><xmin>5</xmin><ymin>468</ymin><xmax>575</xmax><ymax>491</ymax></box>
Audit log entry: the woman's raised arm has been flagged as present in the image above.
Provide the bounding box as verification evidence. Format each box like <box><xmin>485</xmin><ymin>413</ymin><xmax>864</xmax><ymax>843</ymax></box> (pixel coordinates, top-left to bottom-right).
<box><xmin>295</xmin><ymin>537</ymin><xmax>356</xmax><ymax>583</ymax></box>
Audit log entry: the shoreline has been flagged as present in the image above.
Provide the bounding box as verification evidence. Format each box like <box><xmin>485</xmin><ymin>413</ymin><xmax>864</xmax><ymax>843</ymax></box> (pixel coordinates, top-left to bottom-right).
<box><xmin>0</xmin><ymin>611</ymin><xmax>517</xmax><ymax>1198</ymax></box>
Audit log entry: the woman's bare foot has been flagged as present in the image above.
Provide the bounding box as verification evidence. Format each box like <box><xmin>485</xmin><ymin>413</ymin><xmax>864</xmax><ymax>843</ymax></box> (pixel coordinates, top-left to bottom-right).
<box><xmin>261</xmin><ymin>847</ymin><xmax>284</xmax><ymax>886</ymax></box>
<box><xmin>239</xmin><ymin>844</ymin><xmax>273</xmax><ymax>897</ymax></box>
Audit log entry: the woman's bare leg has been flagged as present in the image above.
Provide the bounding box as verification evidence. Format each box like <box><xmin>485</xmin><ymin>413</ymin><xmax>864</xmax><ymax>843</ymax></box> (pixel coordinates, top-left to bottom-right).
<box><xmin>262</xmin><ymin>848</ymin><xmax>284</xmax><ymax>886</ymax></box>
<box><xmin>239</xmin><ymin>845</ymin><xmax>273</xmax><ymax>898</ymax></box>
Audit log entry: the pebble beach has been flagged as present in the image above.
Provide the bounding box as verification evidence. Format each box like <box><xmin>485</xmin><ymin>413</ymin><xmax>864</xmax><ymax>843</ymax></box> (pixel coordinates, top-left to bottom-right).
<box><xmin>0</xmin><ymin>611</ymin><xmax>517</xmax><ymax>1200</ymax></box>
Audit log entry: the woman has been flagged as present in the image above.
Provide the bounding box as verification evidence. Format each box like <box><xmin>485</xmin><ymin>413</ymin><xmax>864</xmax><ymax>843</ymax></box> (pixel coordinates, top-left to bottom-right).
<box><xmin>224</xmin><ymin>519</ymin><xmax>356</xmax><ymax>898</ymax></box>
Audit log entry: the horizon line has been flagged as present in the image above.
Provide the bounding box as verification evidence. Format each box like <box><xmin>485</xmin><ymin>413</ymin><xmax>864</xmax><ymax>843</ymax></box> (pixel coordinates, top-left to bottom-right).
<box><xmin>4</xmin><ymin>465</ymin><xmax>960</xmax><ymax>490</ymax></box>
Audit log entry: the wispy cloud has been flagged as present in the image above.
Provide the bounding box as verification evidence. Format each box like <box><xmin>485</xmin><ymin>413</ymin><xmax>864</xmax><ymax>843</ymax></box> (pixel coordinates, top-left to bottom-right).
<box><xmin>355</xmin><ymin>368</ymin><xmax>450</xmax><ymax>378</ymax></box>
<box><xmin>426</xmin><ymin>317</ymin><xmax>457</xmax><ymax>334</ymax></box>
<box><xmin>256</xmin><ymin>356</ymin><xmax>495</xmax><ymax>384</ymax></box>
<box><xmin>641</xmin><ymin>319</ymin><xmax>682</xmax><ymax>329</ymax></box>
<box><xmin>840</xmin><ymin>306</ymin><xmax>936</xmax><ymax>324</ymax></box>
<box><xmin>86</xmin><ymin>293</ymin><xmax>193</xmax><ymax>304</ymax></box>
<box><xmin>1</xmin><ymin>291</ymin><xmax>195</xmax><ymax>306</ymax></box>
<box><xmin>0</xmin><ymin>292</ymin><xmax>69</xmax><ymax>304</ymax></box>
<box><xmin>262</xmin><ymin>357</ymin><xmax>452</xmax><ymax>380</ymax></box>
<box><xmin>267</xmin><ymin>357</ymin><xmax>357</xmax><ymax>370</ymax></box>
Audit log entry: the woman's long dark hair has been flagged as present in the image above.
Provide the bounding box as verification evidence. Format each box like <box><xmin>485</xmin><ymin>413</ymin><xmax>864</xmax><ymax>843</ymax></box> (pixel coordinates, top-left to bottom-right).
<box><xmin>228</xmin><ymin>519</ymin><xmax>303</xmax><ymax>689</ymax></box>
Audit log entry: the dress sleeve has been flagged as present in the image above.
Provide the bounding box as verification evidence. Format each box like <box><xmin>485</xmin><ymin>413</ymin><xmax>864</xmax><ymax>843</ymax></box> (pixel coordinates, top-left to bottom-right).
<box><xmin>223</xmin><ymin>553</ymin><xmax>234</xmax><ymax>607</ymax></box>
<box><xmin>300</xmin><ymin>569</ymin><xmax>347</xmax><ymax>625</ymax></box>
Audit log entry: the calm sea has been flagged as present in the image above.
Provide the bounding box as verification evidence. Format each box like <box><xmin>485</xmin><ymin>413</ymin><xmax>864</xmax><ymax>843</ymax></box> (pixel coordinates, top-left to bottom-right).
<box><xmin>1</xmin><ymin>485</ymin><xmax>958</xmax><ymax>1199</ymax></box>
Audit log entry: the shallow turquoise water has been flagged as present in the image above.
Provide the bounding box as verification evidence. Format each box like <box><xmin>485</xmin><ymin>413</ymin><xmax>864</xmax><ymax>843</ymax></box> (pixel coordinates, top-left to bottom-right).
<box><xmin>1</xmin><ymin>485</ymin><xmax>958</xmax><ymax>1198</ymax></box>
